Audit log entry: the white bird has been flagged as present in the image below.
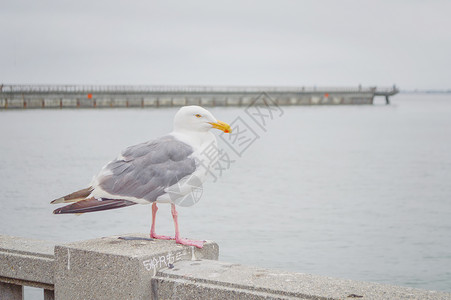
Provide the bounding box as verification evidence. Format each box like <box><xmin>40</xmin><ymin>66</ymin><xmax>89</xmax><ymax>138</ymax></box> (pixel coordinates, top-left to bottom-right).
<box><xmin>51</xmin><ymin>106</ymin><xmax>231</xmax><ymax>248</ymax></box>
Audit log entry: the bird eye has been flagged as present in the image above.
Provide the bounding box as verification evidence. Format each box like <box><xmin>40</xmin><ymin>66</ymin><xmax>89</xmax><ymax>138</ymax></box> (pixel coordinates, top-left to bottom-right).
<box><xmin>195</xmin><ymin>114</ymin><xmax>202</xmax><ymax>118</ymax></box>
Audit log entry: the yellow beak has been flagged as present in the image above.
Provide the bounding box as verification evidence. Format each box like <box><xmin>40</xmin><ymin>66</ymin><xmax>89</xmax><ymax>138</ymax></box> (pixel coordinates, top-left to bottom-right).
<box><xmin>209</xmin><ymin>120</ymin><xmax>232</xmax><ymax>133</ymax></box>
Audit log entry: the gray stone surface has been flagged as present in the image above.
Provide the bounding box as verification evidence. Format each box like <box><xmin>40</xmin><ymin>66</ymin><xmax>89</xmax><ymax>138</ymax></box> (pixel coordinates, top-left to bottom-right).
<box><xmin>54</xmin><ymin>233</ymin><xmax>218</xmax><ymax>300</ymax></box>
<box><xmin>2</xmin><ymin>233</ymin><xmax>447</xmax><ymax>300</ymax></box>
<box><xmin>154</xmin><ymin>260</ymin><xmax>451</xmax><ymax>300</ymax></box>
<box><xmin>0</xmin><ymin>235</ymin><xmax>55</xmax><ymax>288</ymax></box>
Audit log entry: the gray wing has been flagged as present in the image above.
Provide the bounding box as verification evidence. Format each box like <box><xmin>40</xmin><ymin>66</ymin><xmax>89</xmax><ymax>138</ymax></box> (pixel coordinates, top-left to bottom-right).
<box><xmin>97</xmin><ymin>135</ymin><xmax>196</xmax><ymax>202</ymax></box>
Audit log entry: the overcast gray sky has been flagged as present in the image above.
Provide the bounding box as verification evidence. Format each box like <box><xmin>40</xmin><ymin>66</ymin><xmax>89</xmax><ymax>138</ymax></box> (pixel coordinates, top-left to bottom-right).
<box><xmin>1</xmin><ymin>0</ymin><xmax>450</xmax><ymax>89</ymax></box>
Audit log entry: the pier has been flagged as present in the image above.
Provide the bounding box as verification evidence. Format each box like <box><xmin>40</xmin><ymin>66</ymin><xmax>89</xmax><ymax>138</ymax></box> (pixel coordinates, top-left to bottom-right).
<box><xmin>1</xmin><ymin>234</ymin><xmax>449</xmax><ymax>300</ymax></box>
<box><xmin>0</xmin><ymin>84</ymin><xmax>398</xmax><ymax>109</ymax></box>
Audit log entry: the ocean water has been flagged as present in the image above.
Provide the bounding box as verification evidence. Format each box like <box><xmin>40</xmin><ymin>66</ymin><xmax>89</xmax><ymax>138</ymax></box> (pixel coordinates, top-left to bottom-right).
<box><xmin>1</xmin><ymin>93</ymin><xmax>450</xmax><ymax>298</ymax></box>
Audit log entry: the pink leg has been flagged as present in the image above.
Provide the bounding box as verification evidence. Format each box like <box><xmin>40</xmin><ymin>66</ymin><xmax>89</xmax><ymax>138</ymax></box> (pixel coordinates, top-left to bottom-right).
<box><xmin>150</xmin><ymin>203</ymin><xmax>174</xmax><ymax>240</ymax></box>
<box><xmin>171</xmin><ymin>203</ymin><xmax>205</xmax><ymax>248</ymax></box>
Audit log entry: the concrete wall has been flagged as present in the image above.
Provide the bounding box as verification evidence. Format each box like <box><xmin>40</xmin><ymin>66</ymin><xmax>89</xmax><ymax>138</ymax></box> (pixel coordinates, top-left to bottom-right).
<box><xmin>153</xmin><ymin>260</ymin><xmax>451</xmax><ymax>300</ymax></box>
<box><xmin>1</xmin><ymin>233</ymin><xmax>449</xmax><ymax>300</ymax></box>
<box><xmin>0</xmin><ymin>91</ymin><xmax>375</xmax><ymax>109</ymax></box>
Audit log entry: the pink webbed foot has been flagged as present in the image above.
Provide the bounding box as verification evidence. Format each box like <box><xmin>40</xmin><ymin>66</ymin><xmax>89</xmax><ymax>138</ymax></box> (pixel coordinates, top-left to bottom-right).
<box><xmin>175</xmin><ymin>237</ymin><xmax>205</xmax><ymax>248</ymax></box>
<box><xmin>150</xmin><ymin>233</ymin><xmax>175</xmax><ymax>240</ymax></box>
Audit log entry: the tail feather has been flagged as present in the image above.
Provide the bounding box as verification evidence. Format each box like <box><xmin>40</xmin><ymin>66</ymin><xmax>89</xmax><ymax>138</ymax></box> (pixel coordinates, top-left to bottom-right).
<box><xmin>51</xmin><ymin>187</ymin><xmax>93</xmax><ymax>204</ymax></box>
<box><xmin>53</xmin><ymin>197</ymin><xmax>136</xmax><ymax>214</ymax></box>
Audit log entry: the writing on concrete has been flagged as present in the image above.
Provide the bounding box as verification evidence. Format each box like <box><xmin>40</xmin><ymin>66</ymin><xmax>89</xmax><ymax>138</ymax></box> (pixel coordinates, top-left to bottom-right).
<box><xmin>143</xmin><ymin>250</ymin><xmax>187</xmax><ymax>271</ymax></box>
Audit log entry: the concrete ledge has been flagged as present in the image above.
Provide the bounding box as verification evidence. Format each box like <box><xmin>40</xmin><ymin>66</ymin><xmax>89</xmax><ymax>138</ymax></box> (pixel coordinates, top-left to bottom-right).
<box><xmin>54</xmin><ymin>233</ymin><xmax>218</xmax><ymax>300</ymax></box>
<box><xmin>154</xmin><ymin>260</ymin><xmax>451</xmax><ymax>300</ymax></box>
<box><xmin>0</xmin><ymin>233</ymin><xmax>218</xmax><ymax>298</ymax></box>
<box><xmin>0</xmin><ymin>235</ymin><xmax>55</xmax><ymax>288</ymax></box>
<box><xmin>2</xmin><ymin>233</ymin><xmax>447</xmax><ymax>299</ymax></box>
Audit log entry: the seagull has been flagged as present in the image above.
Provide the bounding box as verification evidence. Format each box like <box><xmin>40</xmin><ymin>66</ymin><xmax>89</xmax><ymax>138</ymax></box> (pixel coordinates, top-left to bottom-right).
<box><xmin>51</xmin><ymin>105</ymin><xmax>231</xmax><ymax>248</ymax></box>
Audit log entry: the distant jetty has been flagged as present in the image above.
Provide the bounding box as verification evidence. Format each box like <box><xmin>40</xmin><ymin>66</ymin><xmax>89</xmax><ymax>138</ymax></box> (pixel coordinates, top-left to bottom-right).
<box><xmin>0</xmin><ymin>84</ymin><xmax>398</xmax><ymax>109</ymax></box>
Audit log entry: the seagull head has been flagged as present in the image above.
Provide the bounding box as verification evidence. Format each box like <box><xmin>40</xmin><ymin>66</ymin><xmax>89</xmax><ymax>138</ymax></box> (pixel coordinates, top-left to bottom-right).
<box><xmin>173</xmin><ymin>105</ymin><xmax>231</xmax><ymax>133</ymax></box>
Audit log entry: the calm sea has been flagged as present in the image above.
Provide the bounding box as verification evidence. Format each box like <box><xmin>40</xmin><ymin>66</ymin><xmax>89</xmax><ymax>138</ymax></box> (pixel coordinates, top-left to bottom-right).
<box><xmin>1</xmin><ymin>93</ymin><xmax>450</xmax><ymax>298</ymax></box>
